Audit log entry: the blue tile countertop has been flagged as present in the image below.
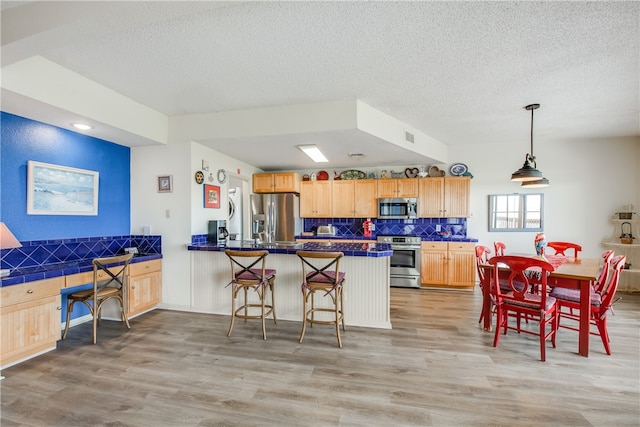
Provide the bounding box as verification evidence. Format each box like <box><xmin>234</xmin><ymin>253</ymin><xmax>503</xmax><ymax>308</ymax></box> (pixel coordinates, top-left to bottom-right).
<box><xmin>296</xmin><ymin>235</ymin><xmax>479</xmax><ymax>243</ymax></box>
<box><xmin>0</xmin><ymin>253</ymin><xmax>163</xmax><ymax>287</ymax></box>
<box><xmin>188</xmin><ymin>241</ymin><xmax>392</xmax><ymax>257</ymax></box>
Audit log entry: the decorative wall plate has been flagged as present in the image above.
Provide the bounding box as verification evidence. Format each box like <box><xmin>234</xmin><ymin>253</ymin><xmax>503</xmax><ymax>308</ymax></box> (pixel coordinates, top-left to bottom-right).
<box><xmin>217</xmin><ymin>169</ymin><xmax>227</xmax><ymax>184</ymax></box>
<box><xmin>194</xmin><ymin>170</ymin><xmax>204</xmax><ymax>184</ymax></box>
<box><xmin>317</xmin><ymin>170</ymin><xmax>329</xmax><ymax>180</ymax></box>
<box><xmin>340</xmin><ymin>170</ymin><xmax>366</xmax><ymax>180</ymax></box>
<box><xmin>450</xmin><ymin>163</ymin><xmax>468</xmax><ymax>176</ymax></box>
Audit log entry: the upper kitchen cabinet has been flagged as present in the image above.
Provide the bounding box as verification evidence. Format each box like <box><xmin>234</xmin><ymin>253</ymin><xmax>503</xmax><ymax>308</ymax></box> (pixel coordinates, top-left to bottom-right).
<box><xmin>332</xmin><ymin>179</ymin><xmax>378</xmax><ymax>218</ymax></box>
<box><xmin>377</xmin><ymin>179</ymin><xmax>419</xmax><ymax>198</ymax></box>
<box><xmin>300</xmin><ymin>181</ymin><xmax>332</xmax><ymax>218</ymax></box>
<box><xmin>418</xmin><ymin>177</ymin><xmax>470</xmax><ymax>218</ymax></box>
<box><xmin>252</xmin><ymin>172</ymin><xmax>300</xmax><ymax>193</ymax></box>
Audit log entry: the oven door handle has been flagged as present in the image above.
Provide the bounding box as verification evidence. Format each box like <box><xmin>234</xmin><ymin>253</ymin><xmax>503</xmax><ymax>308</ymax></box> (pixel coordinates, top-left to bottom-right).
<box><xmin>390</xmin><ymin>245</ymin><xmax>421</xmax><ymax>250</ymax></box>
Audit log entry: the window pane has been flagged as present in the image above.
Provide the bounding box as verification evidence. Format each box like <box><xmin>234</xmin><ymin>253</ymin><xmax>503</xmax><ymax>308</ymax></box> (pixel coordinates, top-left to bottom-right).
<box><xmin>488</xmin><ymin>193</ymin><xmax>544</xmax><ymax>232</ymax></box>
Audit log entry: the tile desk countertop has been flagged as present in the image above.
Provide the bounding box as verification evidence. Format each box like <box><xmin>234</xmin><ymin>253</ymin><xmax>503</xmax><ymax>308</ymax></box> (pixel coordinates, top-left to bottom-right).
<box><xmin>1</xmin><ymin>253</ymin><xmax>163</xmax><ymax>287</ymax></box>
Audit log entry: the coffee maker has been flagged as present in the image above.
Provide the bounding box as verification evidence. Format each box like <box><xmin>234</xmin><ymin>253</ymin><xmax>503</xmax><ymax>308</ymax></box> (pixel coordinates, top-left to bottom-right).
<box><xmin>207</xmin><ymin>220</ymin><xmax>229</xmax><ymax>245</ymax></box>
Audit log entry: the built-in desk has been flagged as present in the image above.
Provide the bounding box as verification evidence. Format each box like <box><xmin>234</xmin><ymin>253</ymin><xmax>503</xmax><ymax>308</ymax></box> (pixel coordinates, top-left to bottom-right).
<box><xmin>0</xmin><ymin>254</ymin><xmax>162</xmax><ymax>369</ymax></box>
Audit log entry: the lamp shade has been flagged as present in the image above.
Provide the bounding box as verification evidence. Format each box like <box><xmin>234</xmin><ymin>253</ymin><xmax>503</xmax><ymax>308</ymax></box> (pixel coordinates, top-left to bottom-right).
<box><xmin>521</xmin><ymin>177</ymin><xmax>550</xmax><ymax>188</ymax></box>
<box><xmin>0</xmin><ymin>222</ymin><xmax>22</xmax><ymax>249</ymax></box>
<box><xmin>511</xmin><ymin>155</ymin><xmax>544</xmax><ymax>182</ymax></box>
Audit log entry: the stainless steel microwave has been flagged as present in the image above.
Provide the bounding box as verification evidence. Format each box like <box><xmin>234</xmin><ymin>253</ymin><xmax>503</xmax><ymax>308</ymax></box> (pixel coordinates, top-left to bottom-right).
<box><xmin>377</xmin><ymin>198</ymin><xmax>419</xmax><ymax>219</ymax></box>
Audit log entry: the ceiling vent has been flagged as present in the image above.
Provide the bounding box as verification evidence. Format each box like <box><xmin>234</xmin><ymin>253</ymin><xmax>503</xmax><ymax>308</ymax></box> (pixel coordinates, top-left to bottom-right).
<box><xmin>405</xmin><ymin>131</ymin><xmax>415</xmax><ymax>143</ymax></box>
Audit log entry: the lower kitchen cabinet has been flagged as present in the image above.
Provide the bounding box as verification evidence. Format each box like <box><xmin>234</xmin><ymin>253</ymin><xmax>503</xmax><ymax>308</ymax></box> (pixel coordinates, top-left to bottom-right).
<box><xmin>0</xmin><ymin>277</ymin><xmax>63</xmax><ymax>368</ymax></box>
<box><xmin>420</xmin><ymin>241</ymin><xmax>475</xmax><ymax>289</ymax></box>
<box><xmin>128</xmin><ymin>259</ymin><xmax>162</xmax><ymax>317</ymax></box>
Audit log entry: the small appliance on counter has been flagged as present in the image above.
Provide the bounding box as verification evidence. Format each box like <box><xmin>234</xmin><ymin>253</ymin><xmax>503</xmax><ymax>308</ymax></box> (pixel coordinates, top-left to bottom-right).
<box><xmin>316</xmin><ymin>225</ymin><xmax>336</xmax><ymax>237</ymax></box>
<box><xmin>207</xmin><ymin>220</ymin><xmax>229</xmax><ymax>245</ymax></box>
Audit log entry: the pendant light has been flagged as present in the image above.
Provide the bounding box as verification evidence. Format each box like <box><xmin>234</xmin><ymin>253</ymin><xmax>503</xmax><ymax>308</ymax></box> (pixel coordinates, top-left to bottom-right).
<box><xmin>511</xmin><ymin>104</ymin><xmax>550</xmax><ymax>187</ymax></box>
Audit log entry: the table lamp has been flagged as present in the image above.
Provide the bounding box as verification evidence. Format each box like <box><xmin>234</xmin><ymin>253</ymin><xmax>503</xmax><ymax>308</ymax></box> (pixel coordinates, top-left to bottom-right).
<box><xmin>1</xmin><ymin>222</ymin><xmax>22</xmax><ymax>277</ymax></box>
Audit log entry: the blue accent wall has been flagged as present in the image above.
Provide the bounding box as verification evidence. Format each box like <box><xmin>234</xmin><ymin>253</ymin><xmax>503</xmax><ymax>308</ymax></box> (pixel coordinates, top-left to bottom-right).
<box><xmin>1</xmin><ymin>112</ymin><xmax>131</xmax><ymax>240</ymax></box>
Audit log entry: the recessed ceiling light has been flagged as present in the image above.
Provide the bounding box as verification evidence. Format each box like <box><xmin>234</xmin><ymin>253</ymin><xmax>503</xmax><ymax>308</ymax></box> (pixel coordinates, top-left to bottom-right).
<box><xmin>72</xmin><ymin>123</ymin><xmax>93</xmax><ymax>131</ymax></box>
<box><xmin>297</xmin><ymin>145</ymin><xmax>328</xmax><ymax>163</ymax></box>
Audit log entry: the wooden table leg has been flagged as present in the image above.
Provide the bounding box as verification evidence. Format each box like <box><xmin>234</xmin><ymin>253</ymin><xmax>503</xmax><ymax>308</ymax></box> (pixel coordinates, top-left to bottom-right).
<box><xmin>482</xmin><ymin>271</ymin><xmax>492</xmax><ymax>331</ymax></box>
<box><xmin>578</xmin><ymin>279</ymin><xmax>591</xmax><ymax>357</ymax></box>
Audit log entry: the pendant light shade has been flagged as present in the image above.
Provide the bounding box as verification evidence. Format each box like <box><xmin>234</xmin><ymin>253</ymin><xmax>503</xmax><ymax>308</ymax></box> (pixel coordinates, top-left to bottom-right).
<box><xmin>511</xmin><ymin>104</ymin><xmax>550</xmax><ymax>187</ymax></box>
<box><xmin>521</xmin><ymin>177</ymin><xmax>550</xmax><ymax>188</ymax></box>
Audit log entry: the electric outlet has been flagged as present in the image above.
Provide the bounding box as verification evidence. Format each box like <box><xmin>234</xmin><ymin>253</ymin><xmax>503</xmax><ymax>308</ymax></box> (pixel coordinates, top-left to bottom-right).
<box><xmin>435</xmin><ymin>224</ymin><xmax>442</xmax><ymax>232</ymax></box>
<box><xmin>165</xmin><ymin>209</ymin><xmax>171</xmax><ymax>218</ymax></box>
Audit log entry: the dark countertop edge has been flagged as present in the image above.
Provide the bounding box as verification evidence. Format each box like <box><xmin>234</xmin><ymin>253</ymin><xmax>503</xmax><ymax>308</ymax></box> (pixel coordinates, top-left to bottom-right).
<box><xmin>0</xmin><ymin>254</ymin><xmax>163</xmax><ymax>287</ymax></box>
<box><xmin>187</xmin><ymin>243</ymin><xmax>392</xmax><ymax>258</ymax></box>
<box><xmin>295</xmin><ymin>235</ymin><xmax>479</xmax><ymax>243</ymax></box>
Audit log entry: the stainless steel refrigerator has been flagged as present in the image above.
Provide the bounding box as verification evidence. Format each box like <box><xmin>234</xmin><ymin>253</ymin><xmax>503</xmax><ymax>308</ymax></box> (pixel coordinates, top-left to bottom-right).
<box><xmin>250</xmin><ymin>193</ymin><xmax>302</xmax><ymax>243</ymax></box>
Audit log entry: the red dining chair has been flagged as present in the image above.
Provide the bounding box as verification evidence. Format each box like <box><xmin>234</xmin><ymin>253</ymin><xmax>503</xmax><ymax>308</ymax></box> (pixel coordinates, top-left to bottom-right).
<box><xmin>488</xmin><ymin>255</ymin><xmax>558</xmax><ymax>362</ymax></box>
<box><xmin>593</xmin><ymin>250</ymin><xmax>615</xmax><ymax>293</ymax></box>
<box><xmin>546</xmin><ymin>241</ymin><xmax>582</xmax><ymax>258</ymax></box>
<box><xmin>494</xmin><ymin>241</ymin><xmax>506</xmax><ymax>256</ymax></box>
<box><xmin>475</xmin><ymin>245</ymin><xmax>492</xmax><ymax>324</ymax></box>
<box><xmin>550</xmin><ymin>254</ymin><xmax>626</xmax><ymax>355</ymax></box>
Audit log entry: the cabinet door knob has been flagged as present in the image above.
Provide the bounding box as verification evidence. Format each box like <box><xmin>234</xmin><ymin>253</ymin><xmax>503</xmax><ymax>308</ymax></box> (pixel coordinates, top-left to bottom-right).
<box><xmin>27</xmin><ymin>289</ymin><xmax>34</xmax><ymax>294</ymax></box>
<box><xmin>57</xmin><ymin>306</ymin><xmax>62</xmax><ymax>311</ymax></box>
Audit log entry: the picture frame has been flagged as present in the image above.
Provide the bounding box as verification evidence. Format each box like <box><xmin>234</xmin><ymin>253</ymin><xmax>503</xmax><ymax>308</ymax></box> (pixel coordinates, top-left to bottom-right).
<box><xmin>204</xmin><ymin>184</ymin><xmax>220</xmax><ymax>209</ymax></box>
<box><xmin>27</xmin><ymin>160</ymin><xmax>99</xmax><ymax>215</ymax></box>
<box><xmin>158</xmin><ymin>175</ymin><xmax>173</xmax><ymax>193</ymax></box>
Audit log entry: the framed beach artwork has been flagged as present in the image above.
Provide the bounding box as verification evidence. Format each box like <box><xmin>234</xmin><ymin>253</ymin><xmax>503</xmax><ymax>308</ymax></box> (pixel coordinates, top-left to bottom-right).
<box><xmin>204</xmin><ymin>184</ymin><xmax>220</xmax><ymax>209</ymax></box>
<box><xmin>27</xmin><ymin>161</ymin><xmax>99</xmax><ymax>215</ymax></box>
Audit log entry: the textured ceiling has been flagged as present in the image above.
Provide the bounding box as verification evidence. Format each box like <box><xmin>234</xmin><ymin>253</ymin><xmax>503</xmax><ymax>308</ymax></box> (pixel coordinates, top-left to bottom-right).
<box><xmin>1</xmin><ymin>1</ymin><xmax>638</xmax><ymax>170</ymax></box>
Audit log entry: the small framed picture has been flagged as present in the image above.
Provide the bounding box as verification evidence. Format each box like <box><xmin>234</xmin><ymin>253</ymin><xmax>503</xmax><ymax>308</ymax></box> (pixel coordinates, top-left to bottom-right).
<box><xmin>158</xmin><ymin>175</ymin><xmax>173</xmax><ymax>193</ymax></box>
<box><xmin>204</xmin><ymin>184</ymin><xmax>220</xmax><ymax>208</ymax></box>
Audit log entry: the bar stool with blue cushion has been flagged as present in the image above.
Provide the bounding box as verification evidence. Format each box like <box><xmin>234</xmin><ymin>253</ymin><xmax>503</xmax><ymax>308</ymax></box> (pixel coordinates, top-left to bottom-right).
<box><xmin>225</xmin><ymin>250</ymin><xmax>277</xmax><ymax>340</ymax></box>
<box><xmin>297</xmin><ymin>251</ymin><xmax>346</xmax><ymax>348</ymax></box>
<box><xmin>62</xmin><ymin>253</ymin><xmax>134</xmax><ymax>344</ymax></box>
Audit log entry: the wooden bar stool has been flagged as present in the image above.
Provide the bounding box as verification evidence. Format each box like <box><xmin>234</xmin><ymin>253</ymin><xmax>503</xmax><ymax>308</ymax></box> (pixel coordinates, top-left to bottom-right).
<box><xmin>297</xmin><ymin>251</ymin><xmax>345</xmax><ymax>348</ymax></box>
<box><xmin>224</xmin><ymin>250</ymin><xmax>277</xmax><ymax>340</ymax></box>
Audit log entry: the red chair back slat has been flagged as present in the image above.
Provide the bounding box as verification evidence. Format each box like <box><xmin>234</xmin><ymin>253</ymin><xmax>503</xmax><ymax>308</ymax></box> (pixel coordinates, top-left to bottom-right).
<box><xmin>494</xmin><ymin>241</ymin><xmax>506</xmax><ymax>256</ymax></box>
<box><xmin>547</xmin><ymin>241</ymin><xmax>582</xmax><ymax>258</ymax></box>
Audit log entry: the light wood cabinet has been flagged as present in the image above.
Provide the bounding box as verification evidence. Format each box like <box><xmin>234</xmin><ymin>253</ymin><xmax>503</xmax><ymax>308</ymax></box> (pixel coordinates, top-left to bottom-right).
<box><xmin>421</xmin><ymin>241</ymin><xmax>475</xmax><ymax>289</ymax></box>
<box><xmin>418</xmin><ymin>177</ymin><xmax>470</xmax><ymax>218</ymax></box>
<box><xmin>0</xmin><ymin>277</ymin><xmax>63</xmax><ymax>368</ymax></box>
<box><xmin>128</xmin><ymin>259</ymin><xmax>162</xmax><ymax>317</ymax></box>
<box><xmin>332</xmin><ymin>179</ymin><xmax>377</xmax><ymax>218</ymax></box>
<box><xmin>300</xmin><ymin>181</ymin><xmax>332</xmax><ymax>218</ymax></box>
<box><xmin>377</xmin><ymin>179</ymin><xmax>419</xmax><ymax>198</ymax></box>
<box><xmin>252</xmin><ymin>172</ymin><xmax>300</xmax><ymax>193</ymax></box>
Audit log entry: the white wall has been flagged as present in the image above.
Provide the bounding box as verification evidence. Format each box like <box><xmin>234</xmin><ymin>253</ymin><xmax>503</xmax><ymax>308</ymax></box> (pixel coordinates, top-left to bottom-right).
<box><xmin>450</xmin><ymin>136</ymin><xmax>640</xmax><ymax>258</ymax></box>
<box><xmin>131</xmin><ymin>141</ymin><xmax>261</xmax><ymax>311</ymax></box>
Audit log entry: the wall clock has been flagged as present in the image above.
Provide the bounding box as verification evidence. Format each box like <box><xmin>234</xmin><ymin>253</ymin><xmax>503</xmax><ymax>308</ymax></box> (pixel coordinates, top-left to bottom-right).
<box><xmin>217</xmin><ymin>169</ymin><xmax>227</xmax><ymax>184</ymax></box>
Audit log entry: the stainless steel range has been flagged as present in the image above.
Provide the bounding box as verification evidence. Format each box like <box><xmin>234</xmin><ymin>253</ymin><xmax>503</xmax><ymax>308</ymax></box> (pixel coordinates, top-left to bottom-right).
<box><xmin>377</xmin><ymin>235</ymin><xmax>421</xmax><ymax>288</ymax></box>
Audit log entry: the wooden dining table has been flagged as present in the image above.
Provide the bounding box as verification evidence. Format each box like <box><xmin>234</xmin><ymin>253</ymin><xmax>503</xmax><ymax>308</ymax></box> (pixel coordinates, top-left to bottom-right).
<box><xmin>480</xmin><ymin>254</ymin><xmax>601</xmax><ymax>357</ymax></box>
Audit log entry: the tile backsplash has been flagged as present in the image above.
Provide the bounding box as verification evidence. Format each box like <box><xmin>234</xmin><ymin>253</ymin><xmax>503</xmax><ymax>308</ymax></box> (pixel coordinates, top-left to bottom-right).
<box><xmin>304</xmin><ymin>217</ymin><xmax>467</xmax><ymax>238</ymax></box>
<box><xmin>1</xmin><ymin>235</ymin><xmax>162</xmax><ymax>271</ymax></box>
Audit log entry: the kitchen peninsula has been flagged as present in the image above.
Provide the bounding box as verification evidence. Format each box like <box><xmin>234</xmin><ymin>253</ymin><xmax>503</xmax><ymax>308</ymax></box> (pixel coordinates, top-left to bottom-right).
<box><xmin>187</xmin><ymin>241</ymin><xmax>393</xmax><ymax>329</ymax></box>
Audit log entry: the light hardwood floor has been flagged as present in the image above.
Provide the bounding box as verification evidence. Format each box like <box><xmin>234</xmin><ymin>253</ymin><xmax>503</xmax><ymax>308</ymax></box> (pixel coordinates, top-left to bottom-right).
<box><xmin>2</xmin><ymin>288</ymin><xmax>639</xmax><ymax>427</ymax></box>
